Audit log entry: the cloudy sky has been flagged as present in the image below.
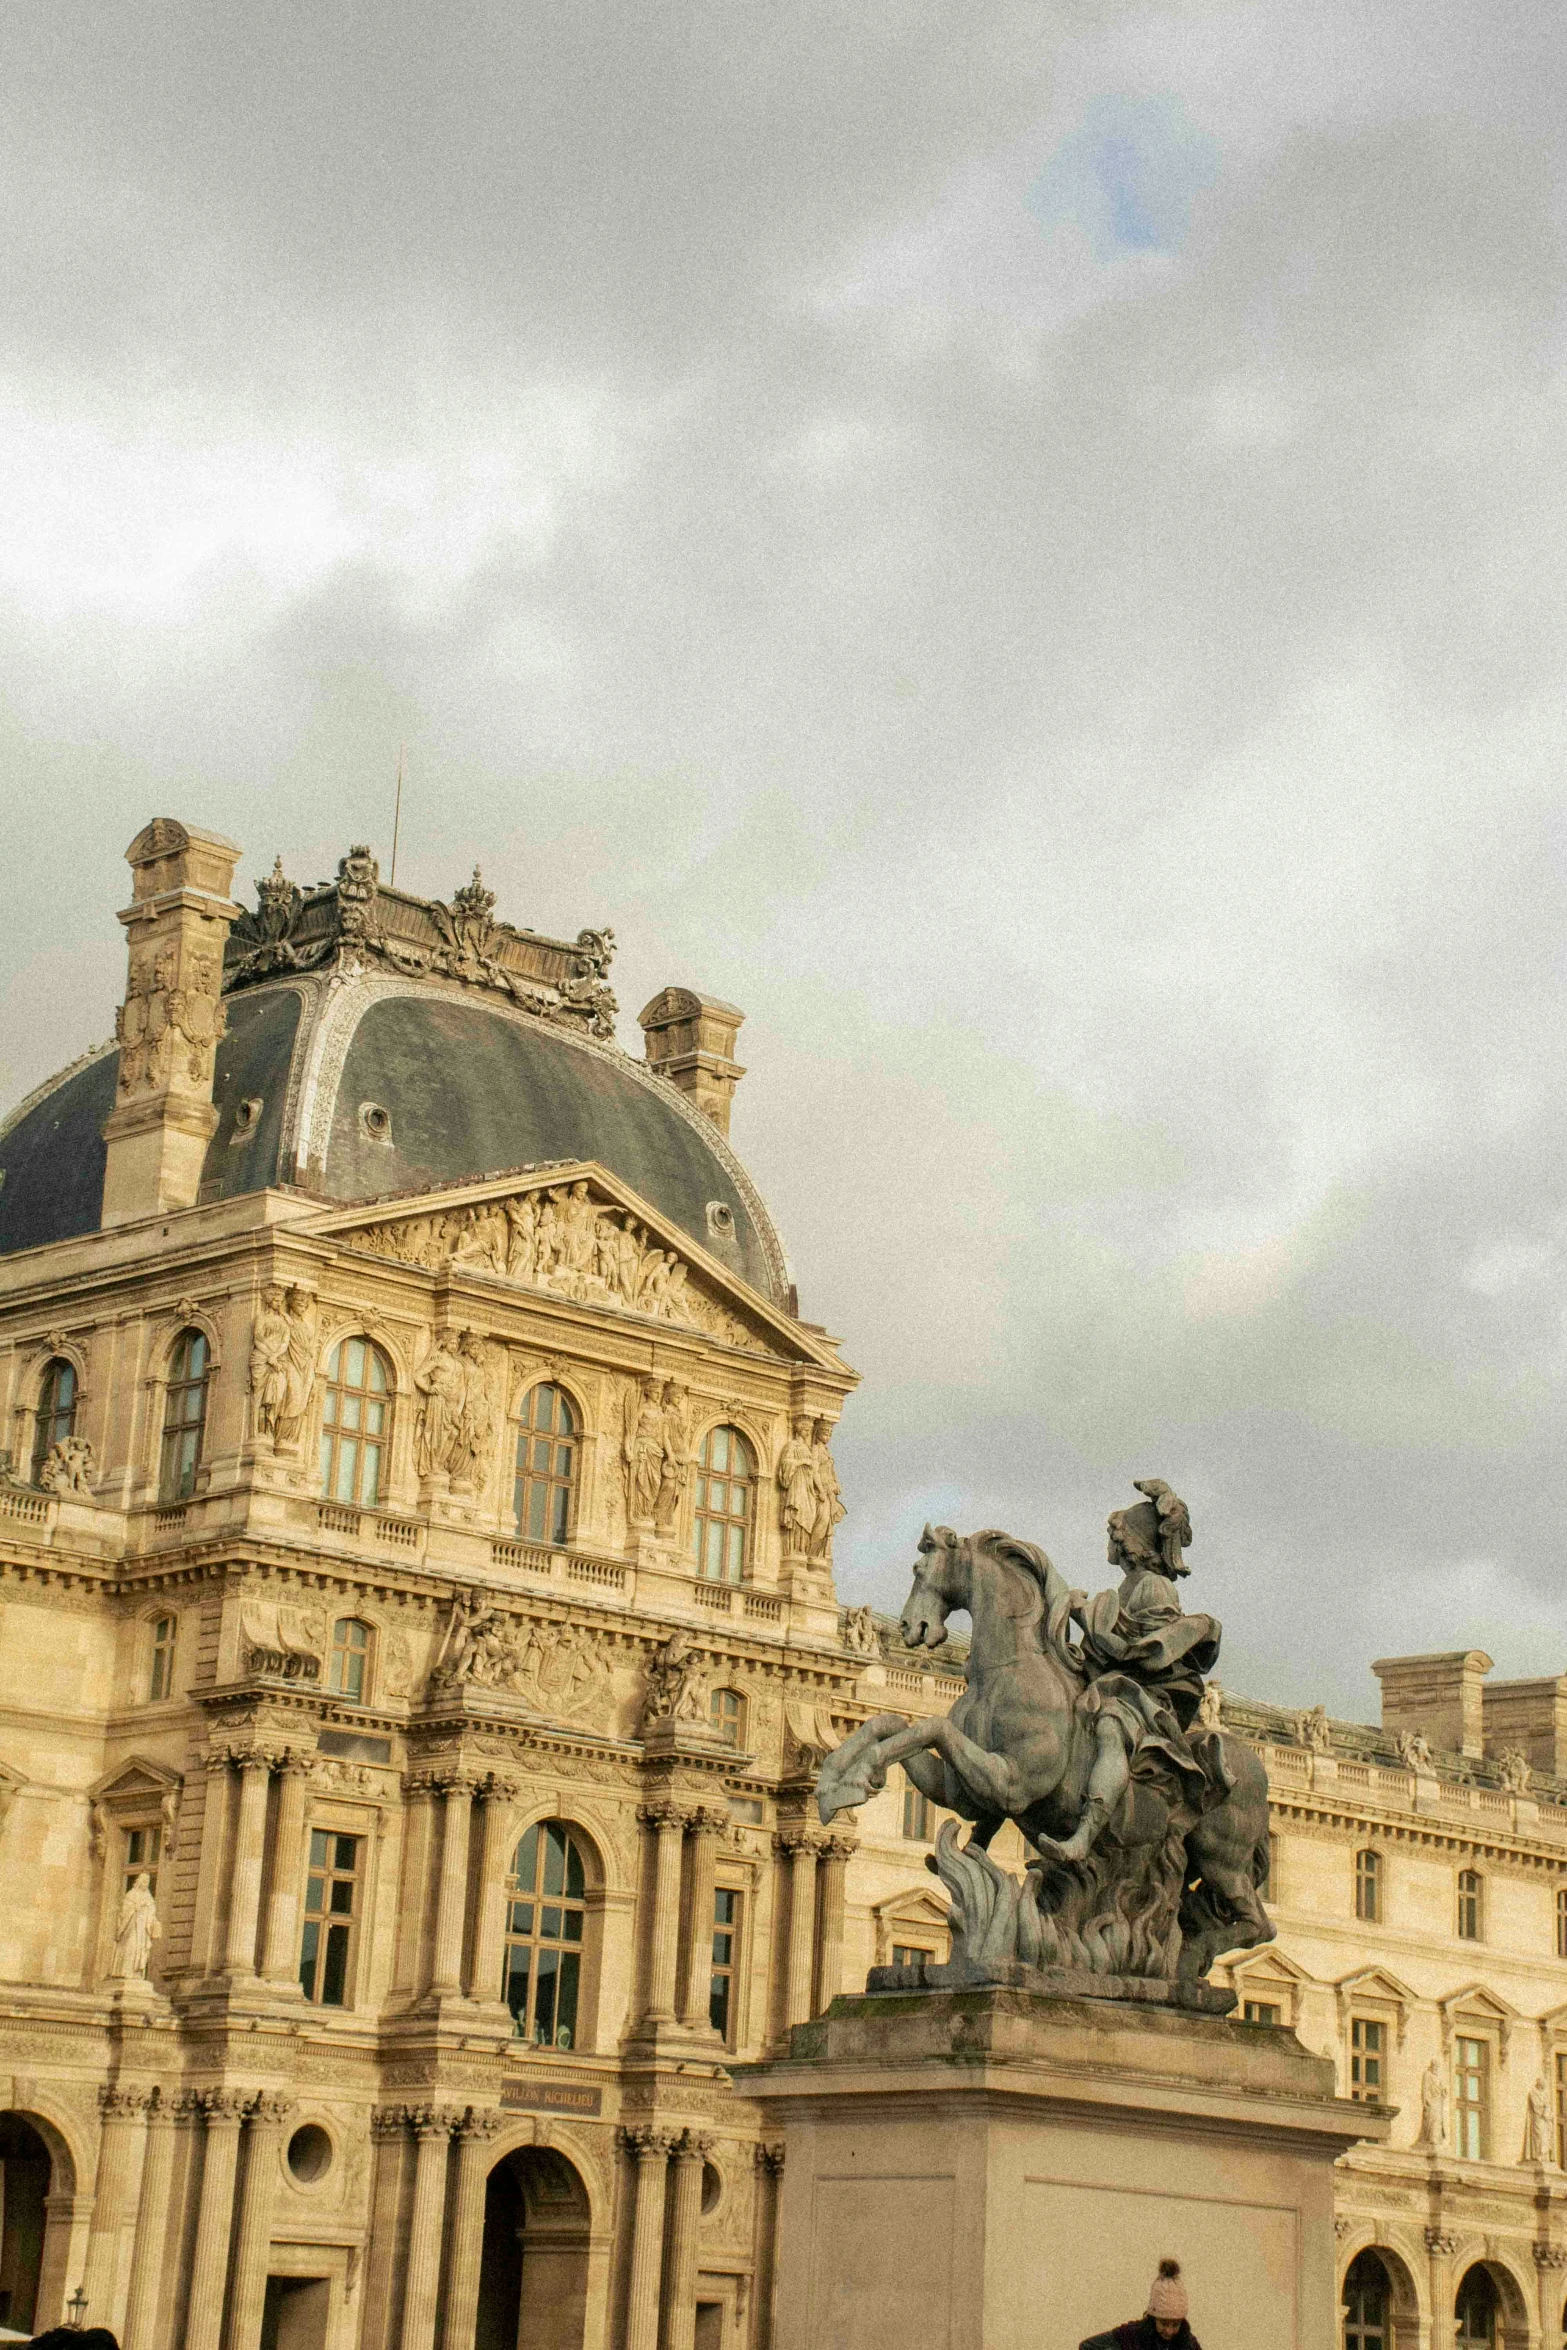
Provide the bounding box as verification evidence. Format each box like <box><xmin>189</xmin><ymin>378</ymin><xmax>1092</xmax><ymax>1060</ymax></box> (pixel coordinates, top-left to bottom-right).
<box><xmin>4</xmin><ymin>0</ymin><xmax>1567</xmax><ymax>1717</ymax></box>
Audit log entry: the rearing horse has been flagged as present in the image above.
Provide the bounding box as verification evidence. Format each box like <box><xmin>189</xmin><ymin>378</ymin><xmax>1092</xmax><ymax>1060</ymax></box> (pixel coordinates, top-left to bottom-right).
<box><xmin>818</xmin><ymin>1525</ymin><xmax>1274</xmax><ymax>1981</ymax></box>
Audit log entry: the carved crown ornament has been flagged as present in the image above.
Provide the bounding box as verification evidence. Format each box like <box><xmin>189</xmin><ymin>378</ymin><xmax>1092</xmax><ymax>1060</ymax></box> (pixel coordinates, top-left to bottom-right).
<box><xmin>223</xmin><ymin>848</ymin><xmax>618</xmax><ymax>1038</ymax></box>
<box><xmin>306</xmin><ymin>1162</ymin><xmax>837</xmax><ymax>1369</ymax></box>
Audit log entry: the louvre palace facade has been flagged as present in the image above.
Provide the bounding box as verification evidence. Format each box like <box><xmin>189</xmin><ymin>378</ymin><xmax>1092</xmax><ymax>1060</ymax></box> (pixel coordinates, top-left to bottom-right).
<box><xmin>1</xmin><ymin>817</ymin><xmax>1567</xmax><ymax>2350</ymax></box>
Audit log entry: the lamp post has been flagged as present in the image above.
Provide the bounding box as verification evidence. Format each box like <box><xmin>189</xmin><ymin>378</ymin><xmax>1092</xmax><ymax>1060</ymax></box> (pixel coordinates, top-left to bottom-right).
<box><xmin>67</xmin><ymin>2286</ymin><xmax>89</xmax><ymax>2328</ymax></box>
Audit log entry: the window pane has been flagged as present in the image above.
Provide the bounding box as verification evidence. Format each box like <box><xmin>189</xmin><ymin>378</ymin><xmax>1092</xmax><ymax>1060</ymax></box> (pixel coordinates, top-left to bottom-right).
<box><xmin>321</xmin><ymin>1921</ymin><xmax>350</xmax><ymax>2005</ymax></box>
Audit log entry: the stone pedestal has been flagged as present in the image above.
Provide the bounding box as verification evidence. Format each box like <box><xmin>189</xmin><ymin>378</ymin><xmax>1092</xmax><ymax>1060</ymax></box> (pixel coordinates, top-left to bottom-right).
<box><xmin>737</xmin><ymin>1986</ymin><xmax>1386</xmax><ymax>2350</ymax></box>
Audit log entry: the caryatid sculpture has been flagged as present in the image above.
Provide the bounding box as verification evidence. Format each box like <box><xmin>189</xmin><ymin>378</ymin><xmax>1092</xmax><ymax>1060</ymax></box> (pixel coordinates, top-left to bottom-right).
<box><xmin>816</xmin><ymin>1483</ymin><xmax>1274</xmax><ymax>2000</ymax></box>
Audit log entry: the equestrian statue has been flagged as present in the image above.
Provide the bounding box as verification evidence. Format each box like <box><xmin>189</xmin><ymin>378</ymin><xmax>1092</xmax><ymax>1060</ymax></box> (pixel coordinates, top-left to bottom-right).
<box><xmin>817</xmin><ymin>1482</ymin><xmax>1274</xmax><ymax>1999</ymax></box>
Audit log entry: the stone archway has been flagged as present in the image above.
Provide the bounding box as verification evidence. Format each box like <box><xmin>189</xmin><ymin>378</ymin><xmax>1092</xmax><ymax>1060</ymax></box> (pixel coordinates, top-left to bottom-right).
<box><xmin>0</xmin><ymin>2112</ymin><xmax>58</xmax><ymax>2333</ymax></box>
<box><xmin>476</xmin><ymin>2145</ymin><xmax>592</xmax><ymax>2350</ymax></box>
<box><xmin>1454</xmin><ymin>2258</ymin><xmax>1533</xmax><ymax>2350</ymax></box>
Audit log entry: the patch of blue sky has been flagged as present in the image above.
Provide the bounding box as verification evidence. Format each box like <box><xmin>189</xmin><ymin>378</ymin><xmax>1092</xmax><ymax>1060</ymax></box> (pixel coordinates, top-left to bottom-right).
<box><xmin>1027</xmin><ymin>94</ymin><xmax>1220</xmax><ymax>262</ymax></box>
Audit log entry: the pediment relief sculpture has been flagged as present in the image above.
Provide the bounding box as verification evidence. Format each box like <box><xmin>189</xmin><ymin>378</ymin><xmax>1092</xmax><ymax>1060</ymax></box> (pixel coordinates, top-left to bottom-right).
<box><xmin>346</xmin><ymin>1177</ymin><xmax>773</xmax><ymax>1353</ymax></box>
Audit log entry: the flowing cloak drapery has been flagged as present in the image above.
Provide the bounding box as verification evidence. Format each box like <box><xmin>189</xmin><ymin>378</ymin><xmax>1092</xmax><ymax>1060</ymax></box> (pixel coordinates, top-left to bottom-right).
<box><xmin>1075</xmin><ymin>1567</ymin><xmax>1228</xmax><ymax>1810</ymax></box>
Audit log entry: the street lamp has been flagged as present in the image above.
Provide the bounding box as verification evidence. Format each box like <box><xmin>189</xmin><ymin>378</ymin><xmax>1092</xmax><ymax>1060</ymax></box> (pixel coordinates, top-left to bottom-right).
<box><xmin>66</xmin><ymin>2286</ymin><xmax>89</xmax><ymax>2329</ymax></box>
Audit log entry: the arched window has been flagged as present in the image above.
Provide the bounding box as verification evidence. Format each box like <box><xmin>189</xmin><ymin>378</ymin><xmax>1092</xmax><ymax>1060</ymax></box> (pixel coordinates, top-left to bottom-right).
<box><xmin>1342</xmin><ymin>2250</ymin><xmax>1389</xmax><ymax>2350</ymax></box>
<box><xmin>30</xmin><ymin>1357</ymin><xmax>77</xmax><ymax>1484</ymax></box>
<box><xmin>1354</xmin><ymin>1849</ymin><xmax>1382</xmax><ymax>1923</ymax></box>
<box><xmin>159</xmin><ymin>1329</ymin><xmax>210</xmax><ymax>1502</ymax></box>
<box><xmin>319</xmin><ymin>1338</ymin><xmax>392</xmax><ymax>1507</ymax></box>
<box><xmin>691</xmin><ymin>1425</ymin><xmax>754</xmax><ymax>1584</ymax></box>
<box><xmin>710</xmin><ymin>1688</ymin><xmax>744</xmax><ymax>1747</ymax></box>
<box><xmin>328</xmin><ymin>1618</ymin><xmax>372</xmax><ymax>1702</ymax></box>
<box><xmin>502</xmin><ymin>1822</ymin><xmax>587</xmax><ymax>2048</ymax></box>
<box><xmin>1454</xmin><ymin>2265</ymin><xmax>1497</xmax><ymax>2350</ymax></box>
<box><xmin>1457</xmin><ymin>1868</ymin><xmax>1483</xmax><ymax>1942</ymax></box>
<box><xmin>513</xmin><ymin>1384</ymin><xmax>577</xmax><ymax>1544</ymax></box>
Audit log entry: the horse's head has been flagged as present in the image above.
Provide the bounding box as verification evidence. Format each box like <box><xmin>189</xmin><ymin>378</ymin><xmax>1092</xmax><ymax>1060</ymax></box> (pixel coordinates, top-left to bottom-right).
<box><xmin>901</xmin><ymin>1524</ymin><xmax>964</xmax><ymax>1648</ymax></box>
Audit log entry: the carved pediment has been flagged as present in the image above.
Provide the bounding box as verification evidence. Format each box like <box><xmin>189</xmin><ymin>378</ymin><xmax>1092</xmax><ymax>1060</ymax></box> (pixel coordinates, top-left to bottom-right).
<box><xmin>319</xmin><ymin>1164</ymin><xmax>819</xmax><ymax>1362</ymax></box>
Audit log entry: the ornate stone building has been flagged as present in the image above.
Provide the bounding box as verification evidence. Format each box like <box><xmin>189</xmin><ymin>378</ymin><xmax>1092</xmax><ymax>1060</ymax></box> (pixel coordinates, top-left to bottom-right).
<box><xmin>0</xmin><ymin>820</ymin><xmax>1564</xmax><ymax>2350</ymax></box>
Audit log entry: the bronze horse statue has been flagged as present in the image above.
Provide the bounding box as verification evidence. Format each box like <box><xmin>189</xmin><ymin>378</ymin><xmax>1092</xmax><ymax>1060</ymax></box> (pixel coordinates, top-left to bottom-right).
<box><xmin>818</xmin><ymin>1524</ymin><xmax>1274</xmax><ymax>1984</ymax></box>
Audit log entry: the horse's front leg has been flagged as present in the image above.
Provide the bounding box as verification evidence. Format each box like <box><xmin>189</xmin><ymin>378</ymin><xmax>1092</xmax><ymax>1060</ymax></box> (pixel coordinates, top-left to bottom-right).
<box><xmin>868</xmin><ymin>1715</ymin><xmax>1029</xmax><ymax>1819</ymax></box>
<box><xmin>817</xmin><ymin>1714</ymin><xmax>915</xmax><ymax>1821</ymax></box>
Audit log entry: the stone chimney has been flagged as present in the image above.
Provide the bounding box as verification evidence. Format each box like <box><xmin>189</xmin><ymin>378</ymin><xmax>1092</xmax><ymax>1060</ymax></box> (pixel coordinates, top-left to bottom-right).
<box><xmin>100</xmin><ymin>818</ymin><xmax>243</xmax><ymax>1226</ymax></box>
<box><xmin>1372</xmin><ymin>1649</ymin><xmax>1494</xmax><ymax>1760</ymax></box>
<box><xmin>637</xmin><ymin>988</ymin><xmax>746</xmax><ymax>1135</ymax></box>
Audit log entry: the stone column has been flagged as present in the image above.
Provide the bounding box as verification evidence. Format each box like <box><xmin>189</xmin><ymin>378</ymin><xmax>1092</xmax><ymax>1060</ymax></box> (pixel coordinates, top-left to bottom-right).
<box><xmin>400</xmin><ymin>2106</ymin><xmax>458</xmax><ymax>2350</ymax></box>
<box><xmin>190</xmin><ymin>1752</ymin><xmax>235</xmax><ymax>1977</ymax></box>
<box><xmin>439</xmin><ymin>2107</ymin><xmax>501</xmax><ymax>2350</ymax></box>
<box><xmin>469</xmin><ymin>1777</ymin><xmax>519</xmax><ymax>2004</ymax></box>
<box><xmin>123</xmin><ymin>2091</ymin><xmax>181</xmax><ymax>2350</ymax></box>
<box><xmin>620</xmin><ymin>2127</ymin><xmax>678</xmax><ymax>2350</ymax></box>
<box><xmin>430</xmin><ymin>1776</ymin><xmax>476</xmax><ymax>1996</ymax></box>
<box><xmin>814</xmin><ymin>1832</ymin><xmax>857</xmax><ymax>2014</ymax></box>
<box><xmin>81</xmin><ymin>2085</ymin><xmax>151</xmax><ymax>2329</ymax></box>
<box><xmin>752</xmin><ymin>2143</ymin><xmax>785</xmax><ymax>2350</ymax></box>
<box><xmin>260</xmin><ymin>1755</ymin><xmax>310</xmax><ymax>1982</ymax></box>
<box><xmin>678</xmin><ymin>1809</ymin><xmax>725</xmax><ymax>2031</ymax></box>
<box><xmin>224</xmin><ymin>1755</ymin><xmax>274</xmax><ymax>1977</ymax></box>
<box><xmin>664</xmin><ymin>2129</ymin><xmax>713</xmax><ymax>2350</ymax></box>
<box><xmin>1425</xmin><ymin>2228</ymin><xmax>1458</xmax><ymax>2350</ymax></box>
<box><xmin>226</xmin><ymin>2092</ymin><xmax>291</xmax><ymax>2350</ymax></box>
<box><xmin>777</xmin><ymin>1828</ymin><xmax>819</xmax><ymax>2031</ymax></box>
<box><xmin>185</xmin><ymin>2090</ymin><xmax>249</xmax><ymax>2350</ymax></box>
<box><xmin>639</xmin><ymin>1800</ymin><xmax>688</xmax><ymax>2027</ymax></box>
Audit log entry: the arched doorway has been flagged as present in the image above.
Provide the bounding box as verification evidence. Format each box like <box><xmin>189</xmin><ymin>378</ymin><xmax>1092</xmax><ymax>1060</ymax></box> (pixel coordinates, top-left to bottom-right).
<box><xmin>475</xmin><ymin>2146</ymin><xmax>591</xmax><ymax>2350</ymax></box>
<box><xmin>0</xmin><ymin>2114</ymin><xmax>53</xmax><ymax>2332</ymax></box>
<box><xmin>1343</xmin><ymin>2250</ymin><xmax>1390</xmax><ymax>2350</ymax></box>
<box><xmin>1455</xmin><ymin>2264</ymin><xmax>1499</xmax><ymax>2350</ymax></box>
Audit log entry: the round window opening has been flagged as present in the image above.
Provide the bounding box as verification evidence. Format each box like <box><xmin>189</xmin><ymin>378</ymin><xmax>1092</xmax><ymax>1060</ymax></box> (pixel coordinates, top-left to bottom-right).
<box><xmin>287</xmin><ymin>2123</ymin><xmax>334</xmax><ymax>2184</ymax></box>
<box><xmin>359</xmin><ymin>1101</ymin><xmax>393</xmax><ymax>1143</ymax></box>
<box><xmin>700</xmin><ymin>2160</ymin><xmax>722</xmax><ymax>2215</ymax></box>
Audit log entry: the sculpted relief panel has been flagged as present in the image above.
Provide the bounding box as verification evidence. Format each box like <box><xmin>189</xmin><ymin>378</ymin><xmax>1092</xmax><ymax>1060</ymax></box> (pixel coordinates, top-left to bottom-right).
<box><xmin>115</xmin><ymin>943</ymin><xmax>226</xmax><ymax>1095</ymax></box>
<box><xmin>429</xmin><ymin>1590</ymin><xmax>615</xmax><ymax>1725</ymax></box>
<box><xmin>346</xmin><ymin>1180</ymin><xmax>771</xmax><ymax>1353</ymax></box>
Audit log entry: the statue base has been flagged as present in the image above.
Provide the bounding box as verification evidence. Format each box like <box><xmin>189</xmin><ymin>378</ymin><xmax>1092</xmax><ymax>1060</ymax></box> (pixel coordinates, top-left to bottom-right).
<box><xmin>865</xmin><ymin>1958</ymin><xmax>1234</xmax><ymax>2012</ymax></box>
<box><xmin>735</xmin><ymin>1985</ymin><xmax>1383</xmax><ymax>2350</ymax></box>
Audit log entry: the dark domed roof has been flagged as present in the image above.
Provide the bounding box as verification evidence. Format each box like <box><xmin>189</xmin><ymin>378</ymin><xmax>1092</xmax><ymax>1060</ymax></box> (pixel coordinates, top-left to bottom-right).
<box><xmin>0</xmin><ymin>972</ymin><xmax>790</xmax><ymax>1300</ymax></box>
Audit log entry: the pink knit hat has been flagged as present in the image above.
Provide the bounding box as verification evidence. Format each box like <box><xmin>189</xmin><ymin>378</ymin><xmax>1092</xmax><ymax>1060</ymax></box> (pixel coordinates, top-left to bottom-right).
<box><xmin>1147</xmin><ymin>2259</ymin><xmax>1188</xmax><ymax>2323</ymax></box>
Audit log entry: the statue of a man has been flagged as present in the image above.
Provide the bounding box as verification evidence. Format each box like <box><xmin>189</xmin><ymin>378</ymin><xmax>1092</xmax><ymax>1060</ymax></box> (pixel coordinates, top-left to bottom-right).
<box><xmin>110</xmin><ymin>1872</ymin><xmax>161</xmax><ymax>1980</ymax></box>
<box><xmin>279</xmin><ymin>1286</ymin><xmax>318</xmax><ymax>1447</ymax></box>
<box><xmin>1418</xmin><ymin>2056</ymin><xmax>1447</xmax><ymax>2150</ymax></box>
<box><xmin>808</xmin><ymin>1419</ymin><xmax>846</xmax><ymax>1562</ymax></box>
<box><xmin>652</xmin><ymin>1382</ymin><xmax>690</xmax><ymax>1535</ymax></box>
<box><xmin>415</xmin><ymin>1333</ymin><xmax>466</xmax><ymax>1481</ymax></box>
<box><xmin>1033</xmin><ymin>1480</ymin><xmax>1221</xmax><ymax>1868</ymax></box>
<box><xmin>454</xmin><ymin>1331</ymin><xmax>500</xmax><ymax>1493</ymax></box>
<box><xmin>1524</xmin><ymin>2075</ymin><xmax>1554</xmax><ymax>2165</ymax></box>
<box><xmin>777</xmin><ymin>1417</ymin><xmax>816</xmax><ymax>1552</ymax></box>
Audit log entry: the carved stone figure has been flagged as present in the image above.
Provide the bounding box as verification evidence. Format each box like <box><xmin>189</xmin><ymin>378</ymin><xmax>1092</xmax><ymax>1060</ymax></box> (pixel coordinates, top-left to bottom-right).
<box><xmin>641</xmin><ymin>1630</ymin><xmax>710</xmax><ymax>1730</ymax></box>
<box><xmin>1417</xmin><ymin>2056</ymin><xmax>1448</xmax><ymax>2150</ymax></box>
<box><xmin>431</xmin><ymin>1588</ymin><xmax>494</xmax><ymax>1685</ymax></box>
<box><xmin>1397</xmin><ymin>1729</ymin><xmax>1434</xmax><ymax>1771</ymax></box>
<box><xmin>624</xmin><ymin>1378</ymin><xmax>667</xmax><ymax>1528</ymax></box>
<box><xmin>1198</xmin><ymin>1680</ymin><xmax>1223</xmax><ymax>1730</ymax></box>
<box><xmin>1500</xmin><ymin>1747</ymin><xmax>1532</xmax><ymax>1793</ymax></box>
<box><xmin>841</xmin><ymin>1604</ymin><xmax>880</xmax><ymax>1659</ymax></box>
<box><xmin>415</xmin><ymin>1332</ymin><xmax>467</xmax><ymax>1482</ymax></box>
<box><xmin>110</xmin><ymin>1872</ymin><xmax>161</xmax><ymax>1980</ymax></box>
<box><xmin>454</xmin><ymin>1332</ymin><xmax>503</xmax><ymax>1494</ymax></box>
<box><xmin>116</xmin><ymin>942</ymin><xmax>227</xmax><ymax>1095</ymax></box>
<box><xmin>281</xmin><ymin>1286</ymin><xmax>318</xmax><ymax>1441</ymax></box>
<box><xmin>816</xmin><ymin>1488</ymin><xmax>1274</xmax><ymax>1996</ymax></box>
<box><xmin>652</xmin><ymin>1381</ymin><xmax>690</xmax><ymax>1536</ymax></box>
<box><xmin>777</xmin><ymin>1417</ymin><xmax>816</xmax><ymax>1553</ymax></box>
<box><xmin>249</xmin><ymin>1284</ymin><xmax>294</xmax><ymax>1442</ymax></box>
<box><xmin>1524</xmin><ymin>2074</ymin><xmax>1554</xmax><ymax>2164</ymax></box>
<box><xmin>1297</xmin><ymin>1704</ymin><xmax>1333</xmax><ymax>1754</ymax></box>
<box><xmin>808</xmin><ymin>1419</ymin><xmax>845</xmax><ymax>1564</ymax></box>
<box><xmin>353</xmin><ymin>1182</ymin><xmax>762</xmax><ymax>1351</ymax></box>
<box><xmin>37</xmin><ymin>1435</ymin><xmax>97</xmax><ymax>1497</ymax></box>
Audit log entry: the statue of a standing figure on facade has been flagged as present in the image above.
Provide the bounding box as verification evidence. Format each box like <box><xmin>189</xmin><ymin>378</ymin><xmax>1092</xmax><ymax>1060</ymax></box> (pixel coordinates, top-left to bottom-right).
<box><xmin>110</xmin><ymin>1872</ymin><xmax>161</xmax><ymax>1980</ymax></box>
<box><xmin>623</xmin><ymin>1377</ymin><xmax>666</xmax><ymax>1528</ymax></box>
<box><xmin>249</xmin><ymin>1284</ymin><xmax>294</xmax><ymax>1441</ymax></box>
<box><xmin>415</xmin><ymin>1332</ymin><xmax>467</xmax><ymax>1481</ymax></box>
<box><xmin>777</xmin><ymin>1416</ymin><xmax>816</xmax><ymax>1552</ymax></box>
<box><xmin>1417</xmin><ymin>2056</ymin><xmax>1448</xmax><ymax>2150</ymax></box>
<box><xmin>1524</xmin><ymin>2075</ymin><xmax>1554</xmax><ymax>2165</ymax></box>
<box><xmin>808</xmin><ymin>1419</ymin><xmax>845</xmax><ymax>1563</ymax></box>
<box><xmin>816</xmin><ymin>1482</ymin><xmax>1273</xmax><ymax>1997</ymax></box>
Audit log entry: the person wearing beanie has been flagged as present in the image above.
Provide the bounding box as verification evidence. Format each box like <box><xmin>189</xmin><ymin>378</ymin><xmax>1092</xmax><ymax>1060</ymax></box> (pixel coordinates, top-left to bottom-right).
<box><xmin>1080</xmin><ymin>2257</ymin><xmax>1202</xmax><ymax>2350</ymax></box>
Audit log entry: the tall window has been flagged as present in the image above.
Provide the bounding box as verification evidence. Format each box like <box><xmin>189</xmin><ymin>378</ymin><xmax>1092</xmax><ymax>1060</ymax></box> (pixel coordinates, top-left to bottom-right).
<box><xmin>149</xmin><ymin>1615</ymin><xmax>177</xmax><ymax>1701</ymax></box>
<box><xmin>691</xmin><ymin>1426</ymin><xmax>754</xmax><ymax>1584</ymax></box>
<box><xmin>1555</xmin><ymin>2051</ymin><xmax>1567</xmax><ymax>2169</ymax></box>
<box><xmin>513</xmin><ymin>1384</ymin><xmax>577</xmax><ymax>1543</ymax></box>
<box><xmin>319</xmin><ymin>1338</ymin><xmax>391</xmax><ymax>1507</ymax></box>
<box><xmin>1453</xmin><ymin>2267</ymin><xmax>1497</xmax><ymax>2350</ymax></box>
<box><xmin>123</xmin><ymin>1824</ymin><xmax>161</xmax><ymax>1902</ymax></box>
<box><xmin>1556</xmin><ymin>1886</ymin><xmax>1567</xmax><ymax>1960</ymax></box>
<box><xmin>299</xmin><ymin>1830</ymin><xmax>361</xmax><ymax>2007</ymax></box>
<box><xmin>1453</xmin><ymin>2035</ymin><xmax>1488</xmax><ymax>2159</ymax></box>
<box><xmin>1342</xmin><ymin>2250</ymin><xmax>1389</xmax><ymax>2350</ymax></box>
<box><xmin>1243</xmin><ymin>2000</ymin><xmax>1281</xmax><ymax>2026</ymax></box>
<box><xmin>502</xmin><ymin>1821</ymin><xmax>586</xmax><ymax>2048</ymax></box>
<box><xmin>30</xmin><ymin>1357</ymin><xmax>77</xmax><ymax>1484</ymax></box>
<box><xmin>710</xmin><ymin>1689</ymin><xmax>744</xmax><ymax>1747</ymax></box>
<box><xmin>1349</xmin><ymin>2016</ymin><xmax>1385</xmax><ymax>2102</ymax></box>
<box><xmin>1457</xmin><ymin>1869</ymin><xmax>1483</xmax><ymax>1942</ymax></box>
<box><xmin>1354</xmin><ymin>1849</ymin><xmax>1382</xmax><ymax>1924</ymax></box>
<box><xmin>159</xmin><ymin>1329</ymin><xmax>210</xmax><ymax>1502</ymax></box>
<box><xmin>710</xmin><ymin>1888</ymin><xmax>741</xmax><ymax>2043</ymax></box>
<box><xmin>902</xmin><ymin>1773</ymin><xmax>932</xmax><ymax>1841</ymax></box>
<box><xmin>328</xmin><ymin>1619</ymin><xmax>371</xmax><ymax>1702</ymax></box>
